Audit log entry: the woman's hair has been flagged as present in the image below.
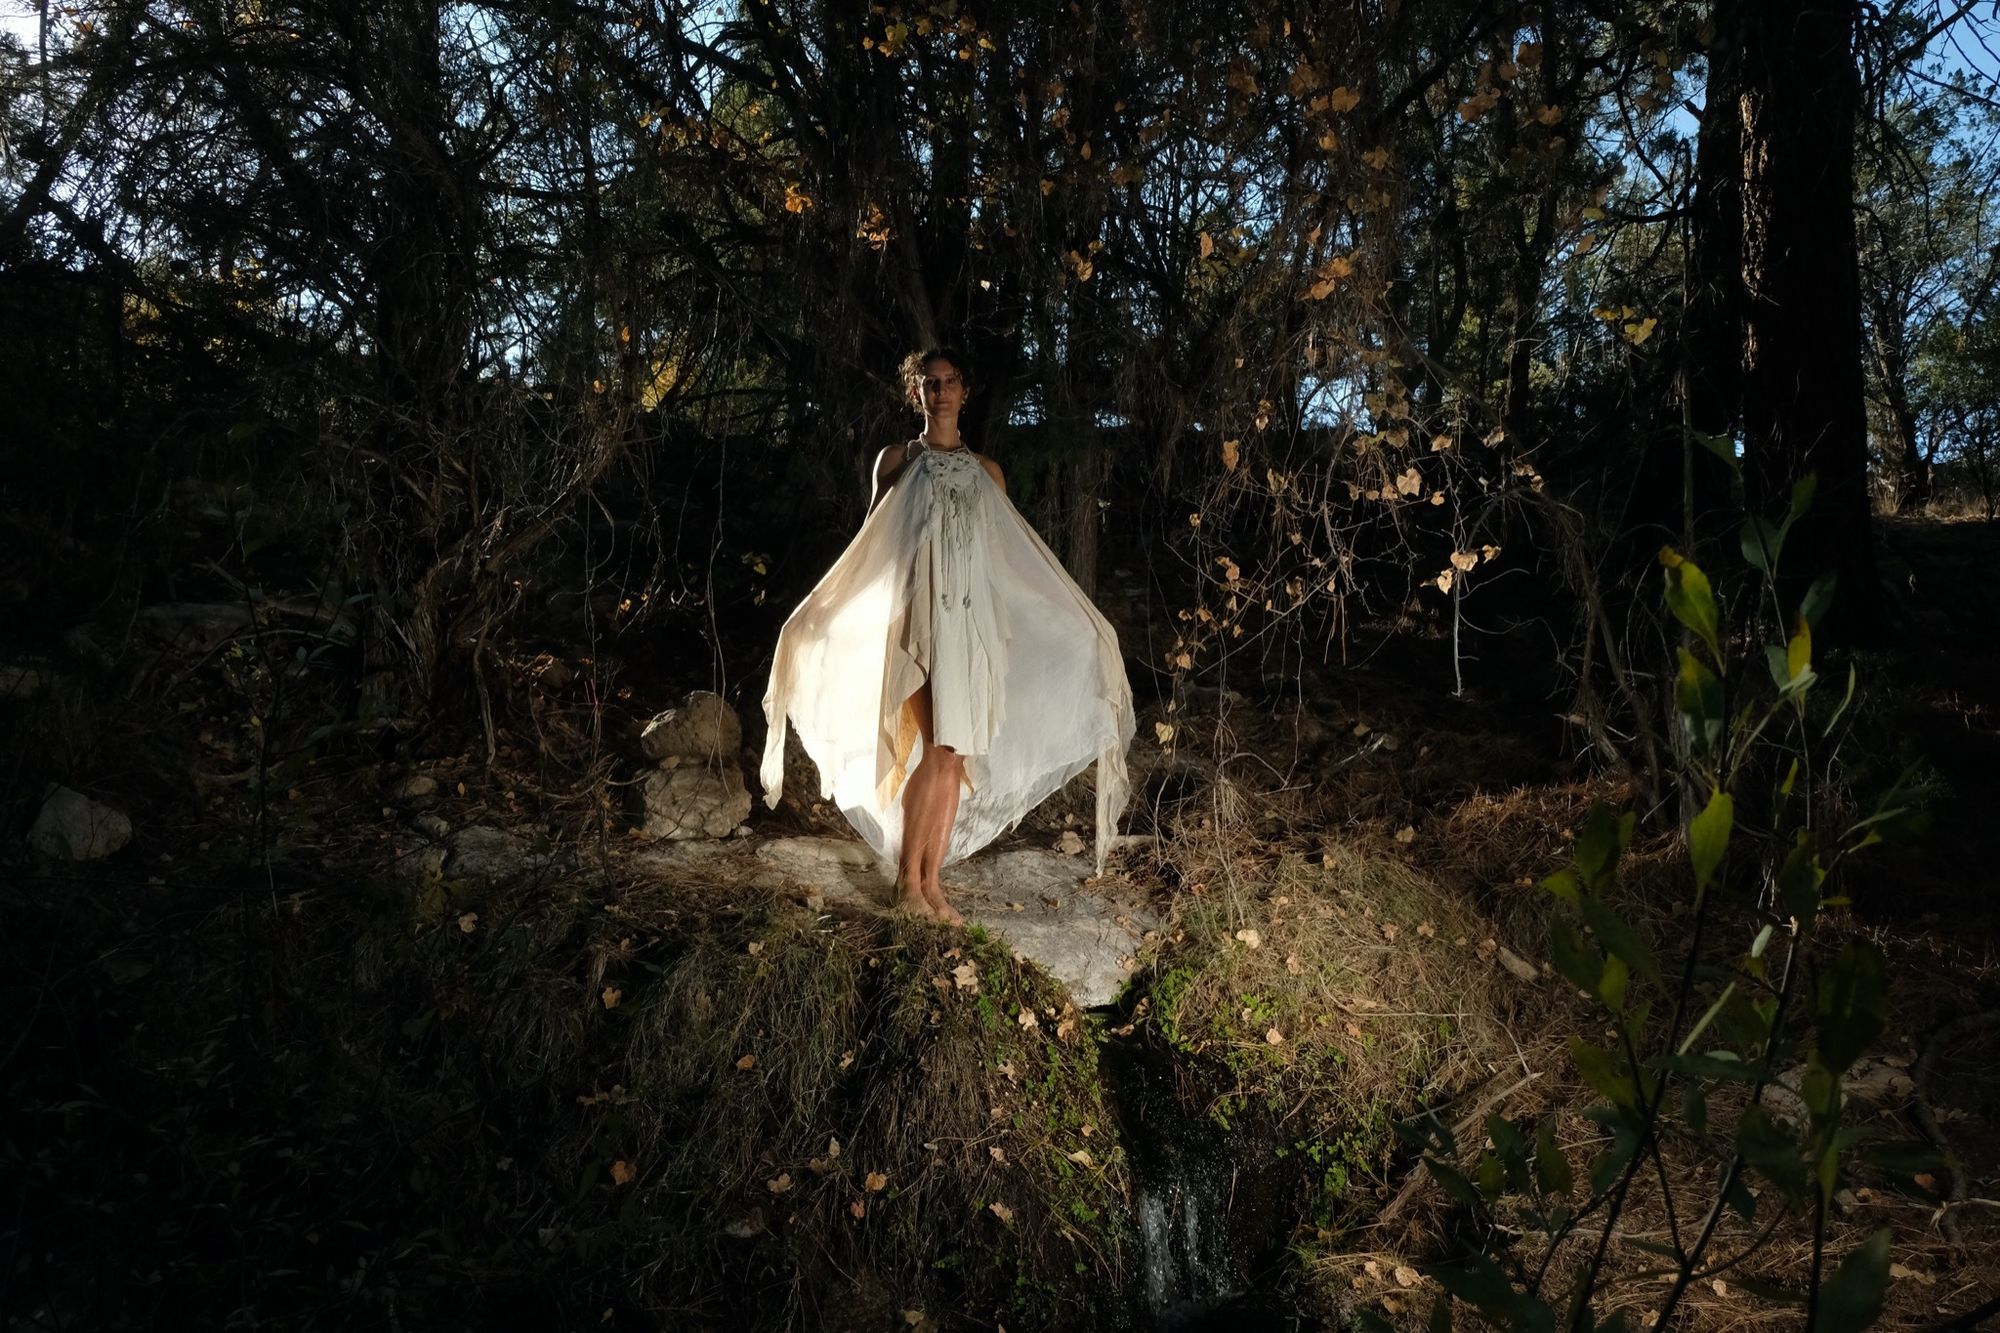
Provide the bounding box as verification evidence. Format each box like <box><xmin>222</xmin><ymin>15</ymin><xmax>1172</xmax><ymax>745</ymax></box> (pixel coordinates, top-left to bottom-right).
<box><xmin>899</xmin><ymin>346</ymin><xmax>973</xmax><ymax>410</ymax></box>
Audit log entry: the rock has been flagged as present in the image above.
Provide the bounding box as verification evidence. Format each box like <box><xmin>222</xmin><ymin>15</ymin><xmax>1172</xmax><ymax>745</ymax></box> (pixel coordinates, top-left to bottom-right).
<box><xmin>1494</xmin><ymin>945</ymin><xmax>1540</xmax><ymax>984</ymax></box>
<box><xmin>137</xmin><ymin>602</ymin><xmax>253</xmax><ymax>652</ymax></box>
<box><xmin>387</xmin><ymin>773</ymin><xmax>439</xmax><ymax>806</ymax></box>
<box><xmin>750</xmin><ymin>837</ymin><xmax>1160</xmax><ymax>1007</ymax></box>
<box><xmin>393</xmin><ymin>842</ymin><xmax>449</xmax><ymax>882</ymax></box>
<box><xmin>0</xmin><ymin>664</ymin><xmax>53</xmax><ymax>700</ymax></box>
<box><xmin>29</xmin><ymin>786</ymin><xmax>133</xmax><ymax>860</ymax></box>
<box><xmin>639</xmin><ymin>691</ymin><xmax>742</xmax><ymax>766</ymax></box>
<box><xmin>445</xmin><ymin>825</ymin><xmax>561</xmax><ymax>881</ymax></box>
<box><xmin>410</xmin><ymin>812</ymin><xmax>451</xmax><ymax>841</ymax></box>
<box><xmin>641</xmin><ymin>765</ymin><xmax>752</xmax><ymax>840</ymax></box>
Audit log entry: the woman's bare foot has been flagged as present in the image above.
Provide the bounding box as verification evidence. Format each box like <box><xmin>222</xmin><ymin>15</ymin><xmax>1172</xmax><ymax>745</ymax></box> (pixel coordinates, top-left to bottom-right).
<box><xmin>892</xmin><ymin>879</ymin><xmax>939</xmax><ymax>919</ymax></box>
<box><xmin>922</xmin><ymin>878</ymin><xmax>965</xmax><ymax>926</ymax></box>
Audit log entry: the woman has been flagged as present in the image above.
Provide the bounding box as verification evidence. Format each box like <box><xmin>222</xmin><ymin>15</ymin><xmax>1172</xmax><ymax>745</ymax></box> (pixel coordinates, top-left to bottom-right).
<box><xmin>761</xmin><ymin>348</ymin><xmax>1135</xmax><ymax>922</ymax></box>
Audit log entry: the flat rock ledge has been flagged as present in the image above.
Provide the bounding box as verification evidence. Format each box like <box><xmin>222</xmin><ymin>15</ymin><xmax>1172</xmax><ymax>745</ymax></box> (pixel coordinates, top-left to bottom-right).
<box><xmin>740</xmin><ymin>836</ymin><xmax>1160</xmax><ymax>1008</ymax></box>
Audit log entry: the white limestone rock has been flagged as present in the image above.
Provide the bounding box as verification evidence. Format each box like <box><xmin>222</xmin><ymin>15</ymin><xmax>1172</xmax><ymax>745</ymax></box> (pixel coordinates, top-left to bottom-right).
<box><xmin>29</xmin><ymin>786</ymin><xmax>133</xmax><ymax>861</ymax></box>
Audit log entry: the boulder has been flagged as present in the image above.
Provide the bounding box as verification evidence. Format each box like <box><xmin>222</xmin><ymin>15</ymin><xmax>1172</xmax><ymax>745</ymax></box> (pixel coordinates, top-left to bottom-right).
<box><xmin>640</xmin><ymin>691</ymin><xmax>742</xmax><ymax>766</ymax></box>
<box><xmin>387</xmin><ymin>773</ymin><xmax>439</xmax><ymax>807</ymax></box>
<box><xmin>29</xmin><ymin>786</ymin><xmax>133</xmax><ymax>860</ymax></box>
<box><xmin>641</xmin><ymin>765</ymin><xmax>752</xmax><ymax>840</ymax></box>
<box><xmin>444</xmin><ymin>825</ymin><xmax>562</xmax><ymax>881</ymax></box>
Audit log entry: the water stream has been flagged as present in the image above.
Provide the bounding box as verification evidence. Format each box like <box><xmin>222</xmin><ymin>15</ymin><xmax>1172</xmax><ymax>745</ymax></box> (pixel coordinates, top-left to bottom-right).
<box><xmin>1099</xmin><ymin>1039</ymin><xmax>1306</xmax><ymax>1332</ymax></box>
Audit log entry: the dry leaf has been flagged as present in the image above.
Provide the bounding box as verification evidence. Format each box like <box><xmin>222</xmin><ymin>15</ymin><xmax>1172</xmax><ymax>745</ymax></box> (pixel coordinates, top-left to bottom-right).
<box><xmin>1394</xmin><ymin>1265</ymin><xmax>1420</xmax><ymax>1288</ymax></box>
<box><xmin>1266</xmin><ymin>1027</ymin><xmax>1285</xmax><ymax>1045</ymax></box>
<box><xmin>1155</xmin><ymin>720</ymin><xmax>1176</xmax><ymax>745</ymax></box>
<box><xmin>1395</xmin><ymin>467</ymin><xmax>1423</xmax><ymax>496</ymax></box>
<box><xmin>735</xmin><ymin>1053</ymin><xmax>756</xmax><ymax>1071</ymax></box>
<box><xmin>990</xmin><ymin>1146</ymin><xmax>1008</xmax><ymax>1164</ymax></box>
<box><xmin>766</xmin><ymin>1172</ymin><xmax>793</xmax><ymax>1194</ymax></box>
<box><xmin>1286</xmin><ymin>953</ymin><xmax>1303</xmax><ymax>975</ymax></box>
<box><xmin>952</xmin><ymin>962</ymin><xmax>980</xmax><ymax>992</ymax></box>
<box><xmin>989</xmin><ymin>1201</ymin><xmax>1014</xmax><ymax>1223</ymax></box>
<box><xmin>849</xmin><ymin>1200</ymin><xmax>866</xmax><ymax>1218</ymax></box>
<box><xmin>1381</xmin><ymin>923</ymin><xmax>1401</xmax><ymax>942</ymax></box>
<box><xmin>610</xmin><ymin>1159</ymin><xmax>636</xmax><ymax>1186</ymax></box>
<box><xmin>1017</xmin><ymin>1008</ymin><xmax>1039</xmax><ymax>1030</ymax></box>
<box><xmin>1067</xmin><ymin>1149</ymin><xmax>1096</xmax><ymax>1167</ymax></box>
<box><xmin>1330</xmin><ymin>86</ymin><xmax>1361</xmax><ymax>112</ymax></box>
<box><xmin>1710</xmin><ymin>1278</ymin><xmax>1729</xmax><ymax>1298</ymax></box>
<box><xmin>838</xmin><ymin>1049</ymin><xmax>856</xmax><ymax>1070</ymax></box>
<box><xmin>1416</xmin><ymin>922</ymin><xmax>1436</xmax><ymax>938</ymax></box>
<box><xmin>457</xmin><ymin>912</ymin><xmax>479</xmax><ymax>933</ymax></box>
<box><xmin>1345</xmin><ymin>1021</ymin><xmax>1364</xmax><ymax>1038</ymax></box>
<box><xmin>1058</xmin><ymin>830</ymin><xmax>1085</xmax><ymax>856</ymax></box>
<box><xmin>601</xmin><ymin>985</ymin><xmax>623</xmax><ymax>1009</ymax></box>
<box><xmin>1199</xmin><ymin>230</ymin><xmax>1215</xmax><ymax>259</ymax></box>
<box><xmin>1221</xmin><ymin>437</ymin><xmax>1240</xmax><ymax>470</ymax></box>
<box><xmin>747</xmin><ymin>941</ymin><xmax>764</xmax><ymax>955</ymax></box>
<box><xmin>1394</xmin><ymin>825</ymin><xmax>1416</xmax><ymax>844</ymax></box>
<box><xmin>1235</xmin><ymin>928</ymin><xmax>1263</xmax><ymax>949</ymax></box>
<box><xmin>865</xmin><ymin>1171</ymin><xmax>889</xmax><ymax>1192</ymax></box>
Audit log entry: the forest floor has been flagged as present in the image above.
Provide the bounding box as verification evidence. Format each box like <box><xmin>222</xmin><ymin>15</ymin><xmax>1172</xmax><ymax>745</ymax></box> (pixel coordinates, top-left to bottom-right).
<box><xmin>4</xmin><ymin>518</ymin><xmax>1999</xmax><ymax>1331</ymax></box>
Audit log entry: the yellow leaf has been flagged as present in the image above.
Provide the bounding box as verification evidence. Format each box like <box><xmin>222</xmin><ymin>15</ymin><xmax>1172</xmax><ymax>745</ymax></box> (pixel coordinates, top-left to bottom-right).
<box><xmin>1517</xmin><ymin>41</ymin><xmax>1543</xmax><ymax>68</ymax></box>
<box><xmin>735</xmin><ymin>1053</ymin><xmax>756</xmax><ymax>1070</ymax></box>
<box><xmin>601</xmin><ymin>985</ymin><xmax>623</xmax><ymax>1009</ymax></box>
<box><xmin>1330</xmin><ymin>86</ymin><xmax>1361</xmax><ymax>112</ymax></box>
<box><xmin>1154</xmin><ymin>721</ymin><xmax>1176</xmax><ymax>744</ymax></box>
<box><xmin>1066</xmin><ymin>1149</ymin><xmax>1095</xmax><ymax>1167</ymax></box>
<box><xmin>1221</xmin><ymin>437</ymin><xmax>1239</xmax><ymax>470</ymax></box>
<box><xmin>1624</xmin><ymin>316</ymin><xmax>1658</xmax><ymax>345</ymax></box>
<box><xmin>1787</xmin><ymin>618</ymin><xmax>1812</xmax><ymax>680</ymax></box>
<box><xmin>865</xmin><ymin>1170</ymin><xmax>889</xmax><ymax>1192</ymax></box>
<box><xmin>1362</xmin><ymin>145</ymin><xmax>1390</xmax><ymax>170</ymax></box>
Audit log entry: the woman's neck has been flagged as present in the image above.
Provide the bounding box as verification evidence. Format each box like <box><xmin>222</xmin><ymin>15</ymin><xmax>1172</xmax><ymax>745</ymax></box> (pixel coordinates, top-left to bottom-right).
<box><xmin>921</xmin><ymin>419</ymin><xmax>963</xmax><ymax>450</ymax></box>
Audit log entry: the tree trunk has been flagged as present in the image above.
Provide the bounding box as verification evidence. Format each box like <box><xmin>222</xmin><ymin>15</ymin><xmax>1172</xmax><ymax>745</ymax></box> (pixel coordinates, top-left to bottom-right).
<box><xmin>1736</xmin><ymin>0</ymin><xmax>1882</xmax><ymax>640</ymax></box>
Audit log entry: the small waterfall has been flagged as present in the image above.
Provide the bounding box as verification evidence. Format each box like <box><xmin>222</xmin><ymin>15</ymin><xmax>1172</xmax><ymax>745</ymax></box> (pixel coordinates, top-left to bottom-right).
<box><xmin>1101</xmin><ymin>1041</ymin><xmax>1302</xmax><ymax>1331</ymax></box>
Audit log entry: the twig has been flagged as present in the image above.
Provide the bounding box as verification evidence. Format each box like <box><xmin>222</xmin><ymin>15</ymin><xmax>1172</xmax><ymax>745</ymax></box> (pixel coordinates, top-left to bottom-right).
<box><xmin>1910</xmin><ymin>1008</ymin><xmax>2000</xmax><ymax>1244</ymax></box>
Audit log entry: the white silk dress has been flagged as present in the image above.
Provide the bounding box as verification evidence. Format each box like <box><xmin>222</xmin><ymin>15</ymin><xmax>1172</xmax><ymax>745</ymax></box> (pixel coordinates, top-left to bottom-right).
<box><xmin>760</xmin><ymin>443</ymin><xmax>1134</xmax><ymax>872</ymax></box>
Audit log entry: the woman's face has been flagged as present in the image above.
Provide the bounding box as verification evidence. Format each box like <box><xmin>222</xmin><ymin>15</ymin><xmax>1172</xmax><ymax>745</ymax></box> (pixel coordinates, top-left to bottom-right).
<box><xmin>917</xmin><ymin>358</ymin><xmax>966</xmax><ymax>418</ymax></box>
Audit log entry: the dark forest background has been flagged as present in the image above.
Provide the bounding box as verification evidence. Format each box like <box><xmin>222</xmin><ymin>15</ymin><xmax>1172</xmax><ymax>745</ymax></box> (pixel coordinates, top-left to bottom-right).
<box><xmin>6</xmin><ymin>1</ymin><xmax>2000</xmax><ymax>1330</ymax></box>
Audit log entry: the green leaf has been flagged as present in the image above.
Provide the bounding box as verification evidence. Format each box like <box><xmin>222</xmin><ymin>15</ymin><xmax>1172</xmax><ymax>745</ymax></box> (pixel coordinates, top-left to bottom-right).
<box><xmin>1740</xmin><ymin>516</ymin><xmax>1782</xmax><ymax>574</ymax></box>
<box><xmin>1731</xmin><ymin>1277</ymin><xmax>1805</xmax><ymax>1304</ymax></box>
<box><xmin>1585</xmin><ymin>1107</ymin><xmax>1641</xmax><ymax>1194</ymax></box>
<box><xmin>1549</xmin><ymin>917</ymin><xmax>1604</xmax><ymax>995</ymax></box>
<box><xmin>1815</xmin><ymin>942</ymin><xmax>1887</xmax><ymax>1077</ymax></box>
<box><xmin>1736</xmin><ymin>1105</ymin><xmax>1809</xmax><ymax>1198</ymax></box>
<box><xmin>1787</xmin><ymin>472</ymin><xmax>1819</xmax><ymax>525</ymax></box>
<box><xmin>1534</xmin><ymin>1115</ymin><xmax>1572</xmax><ymax>1197</ymax></box>
<box><xmin>1573</xmin><ymin>804</ymin><xmax>1634</xmax><ymax>889</ymax></box>
<box><xmin>1661</xmin><ymin>1049</ymin><xmax>1761</xmax><ymax>1081</ymax></box>
<box><xmin>1800</xmin><ymin>571</ymin><xmax>1837</xmax><ymax>630</ymax></box>
<box><xmin>1688</xmin><ymin>788</ymin><xmax>1733</xmax><ymax>898</ymax></box>
<box><xmin>1723</xmin><ymin>1165</ymin><xmax>1757</xmax><ymax>1222</ymax></box>
<box><xmin>1424</xmin><ymin>1157</ymin><xmax>1484</xmax><ymax>1212</ymax></box>
<box><xmin>1691</xmin><ymin>429</ymin><xmax>1739</xmax><ymax>465</ymax></box>
<box><xmin>1578</xmin><ymin>896</ymin><xmax>1661</xmax><ymax>985</ymax></box>
<box><xmin>1822</xmin><ymin>662</ymin><xmax>1857</xmax><ymax>738</ymax></box>
<box><xmin>1682</xmin><ymin>1082</ymin><xmax>1707</xmax><ymax>1136</ymax></box>
<box><xmin>1817</xmin><ymin>1228</ymin><xmax>1891</xmax><ymax>1333</ymax></box>
<box><xmin>1539</xmin><ymin>868</ymin><xmax>1581</xmax><ymax>905</ymax></box>
<box><xmin>1852</xmin><ymin>1140</ymin><xmax>1948</xmax><ymax>1174</ymax></box>
<box><xmin>1660</xmin><ymin>548</ymin><xmax>1723</xmax><ymax>665</ymax></box>
<box><xmin>1396</xmin><ymin>1112</ymin><xmax>1457</xmax><ymax>1156</ymax></box>
<box><xmin>1595</xmin><ymin>1311</ymin><xmax>1629</xmax><ymax>1333</ymax></box>
<box><xmin>1597</xmin><ymin>950</ymin><xmax>1630</xmax><ymax>1011</ymax></box>
<box><xmin>1775</xmin><ymin>832</ymin><xmax>1824</xmax><ymax>925</ymax></box>
<box><xmin>1476</xmin><ymin>1149</ymin><xmax>1505</xmax><ymax>1198</ymax></box>
<box><xmin>1674</xmin><ymin>648</ymin><xmax>1725</xmax><ymax>753</ymax></box>
<box><xmin>1425</xmin><ymin>1256</ymin><xmax>1555</xmax><ymax>1333</ymax></box>
<box><xmin>1570</xmin><ymin>1039</ymin><xmax>1638</xmax><ymax>1108</ymax></box>
<box><xmin>1429</xmin><ymin>1292</ymin><xmax>1453</xmax><ymax>1333</ymax></box>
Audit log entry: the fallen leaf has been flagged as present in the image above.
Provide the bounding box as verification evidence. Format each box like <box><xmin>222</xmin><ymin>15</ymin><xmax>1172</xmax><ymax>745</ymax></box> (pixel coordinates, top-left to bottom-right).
<box><xmin>1235</xmin><ymin>928</ymin><xmax>1262</xmax><ymax>949</ymax></box>
<box><xmin>1221</xmin><ymin>438</ymin><xmax>1240</xmax><ymax>470</ymax></box>
<box><xmin>457</xmin><ymin>912</ymin><xmax>479</xmax><ymax>933</ymax></box>
<box><xmin>1286</xmin><ymin>953</ymin><xmax>1303</xmax><ymax>975</ymax></box>
<box><xmin>849</xmin><ymin>1200</ymin><xmax>867</xmax><ymax>1218</ymax></box>
<box><xmin>1017</xmin><ymin>1007</ymin><xmax>1039</xmax><ymax>1030</ymax></box>
<box><xmin>610</xmin><ymin>1159</ymin><xmax>636</xmax><ymax>1186</ymax></box>
<box><xmin>989</xmin><ymin>1201</ymin><xmax>1014</xmax><ymax>1223</ymax></box>
<box><xmin>1345</xmin><ymin>1021</ymin><xmax>1364</xmax><ymax>1038</ymax></box>
<box><xmin>1381</xmin><ymin>923</ymin><xmax>1400</xmax><ymax>942</ymax></box>
<box><xmin>952</xmin><ymin>962</ymin><xmax>980</xmax><ymax>992</ymax></box>
<box><xmin>1058</xmin><ymin>830</ymin><xmax>1085</xmax><ymax>855</ymax></box>
<box><xmin>1710</xmin><ymin>1278</ymin><xmax>1729</xmax><ymax>1298</ymax></box>
<box><xmin>1155</xmin><ymin>721</ymin><xmax>1176</xmax><ymax>745</ymax></box>
<box><xmin>990</xmin><ymin>1146</ymin><xmax>1008</xmax><ymax>1164</ymax></box>
<box><xmin>839</xmin><ymin>1049</ymin><xmax>856</xmax><ymax>1070</ymax></box>
<box><xmin>1416</xmin><ymin>922</ymin><xmax>1436</xmax><ymax>938</ymax></box>
<box><xmin>601</xmin><ymin>985</ymin><xmax>623</xmax><ymax>1009</ymax></box>
<box><xmin>747</xmin><ymin>941</ymin><xmax>764</xmax><ymax>955</ymax></box>
<box><xmin>1394</xmin><ymin>1265</ymin><xmax>1420</xmax><ymax>1288</ymax></box>
<box><xmin>735</xmin><ymin>1053</ymin><xmax>756</xmax><ymax>1071</ymax></box>
<box><xmin>1266</xmin><ymin>1027</ymin><xmax>1285</xmax><ymax>1045</ymax></box>
<box><xmin>766</xmin><ymin>1173</ymin><xmax>793</xmax><ymax>1194</ymax></box>
<box><xmin>865</xmin><ymin>1171</ymin><xmax>889</xmax><ymax>1192</ymax></box>
<box><xmin>1394</xmin><ymin>825</ymin><xmax>1416</xmax><ymax>844</ymax></box>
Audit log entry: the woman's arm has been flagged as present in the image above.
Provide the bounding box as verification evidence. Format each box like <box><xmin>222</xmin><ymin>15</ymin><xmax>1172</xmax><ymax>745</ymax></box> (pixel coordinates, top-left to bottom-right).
<box><xmin>868</xmin><ymin>442</ymin><xmax>913</xmax><ymax>513</ymax></box>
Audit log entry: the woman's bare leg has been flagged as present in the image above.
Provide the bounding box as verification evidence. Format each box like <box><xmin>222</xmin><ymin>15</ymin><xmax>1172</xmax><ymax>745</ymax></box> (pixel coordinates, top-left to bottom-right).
<box><xmin>894</xmin><ymin>682</ymin><xmax>965</xmax><ymax>924</ymax></box>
